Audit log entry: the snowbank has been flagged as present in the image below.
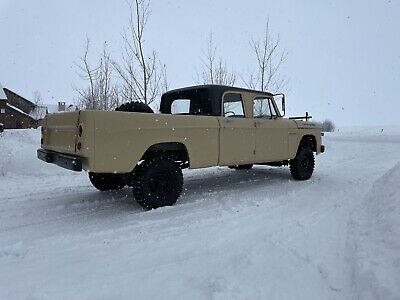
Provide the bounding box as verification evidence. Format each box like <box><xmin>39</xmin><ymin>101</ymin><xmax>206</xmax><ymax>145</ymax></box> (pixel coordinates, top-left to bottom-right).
<box><xmin>0</xmin><ymin>129</ymin><xmax>40</xmax><ymax>176</ymax></box>
<box><xmin>349</xmin><ymin>163</ymin><xmax>400</xmax><ymax>299</ymax></box>
<box><xmin>0</xmin><ymin>129</ymin><xmax>67</xmax><ymax>177</ymax></box>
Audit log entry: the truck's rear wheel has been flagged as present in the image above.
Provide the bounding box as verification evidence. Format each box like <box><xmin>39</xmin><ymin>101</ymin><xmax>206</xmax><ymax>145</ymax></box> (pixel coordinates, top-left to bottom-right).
<box><xmin>289</xmin><ymin>147</ymin><xmax>315</xmax><ymax>180</ymax></box>
<box><xmin>115</xmin><ymin>101</ymin><xmax>154</xmax><ymax>113</ymax></box>
<box><xmin>132</xmin><ymin>157</ymin><xmax>183</xmax><ymax>210</ymax></box>
<box><xmin>229</xmin><ymin>164</ymin><xmax>253</xmax><ymax>170</ymax></box>
<box><xmin>89</xmin><ymin>173</ymin><xmax>126</xmax><ymax>191</ymax></box>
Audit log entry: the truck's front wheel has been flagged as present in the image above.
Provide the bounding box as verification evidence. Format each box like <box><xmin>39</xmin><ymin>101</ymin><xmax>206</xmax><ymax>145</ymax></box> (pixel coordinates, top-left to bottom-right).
<box><xmin>89</xmin><ymin>173</ymin><xmax>126</xmax><ymax>191</ymax></box>
<box><xmin>289</xmin><ymin>147</ymin><xmax>315</xmax><ymax>180</ymax></box>
<box><xmin>132</xmin><ymin>157</ymin><xmax>183</xmax><ymax>210</ymax></box>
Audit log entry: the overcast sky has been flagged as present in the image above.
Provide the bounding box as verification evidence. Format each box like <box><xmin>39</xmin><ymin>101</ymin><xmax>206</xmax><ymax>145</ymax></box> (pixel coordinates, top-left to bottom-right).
<box><xmin>0</xmin><ymin>0</ymin><xmax>399</xmax><ymax>126</ymax></box>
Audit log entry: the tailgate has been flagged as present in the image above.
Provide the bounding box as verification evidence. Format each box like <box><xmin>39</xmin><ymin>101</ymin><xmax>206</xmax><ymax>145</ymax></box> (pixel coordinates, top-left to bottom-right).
<box><xmin>42</xmin><ymin>111</ymin><xmax>80</xmax><ymax>155</ymax></box>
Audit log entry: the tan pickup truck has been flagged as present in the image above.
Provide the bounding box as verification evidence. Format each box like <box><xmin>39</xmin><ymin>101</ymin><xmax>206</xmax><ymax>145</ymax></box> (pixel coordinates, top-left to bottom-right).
<box><xmin>38</xmin><ymin>85</ymin><xmax>324</xmax><ymax>209</ymax></box>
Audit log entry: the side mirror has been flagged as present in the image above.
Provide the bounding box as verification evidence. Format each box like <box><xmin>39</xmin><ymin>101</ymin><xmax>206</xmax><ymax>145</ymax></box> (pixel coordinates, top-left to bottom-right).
<box><xmin>281</xmin><ymin>95</ymin><xmax>286</xmax><ymax>117</ymax></box>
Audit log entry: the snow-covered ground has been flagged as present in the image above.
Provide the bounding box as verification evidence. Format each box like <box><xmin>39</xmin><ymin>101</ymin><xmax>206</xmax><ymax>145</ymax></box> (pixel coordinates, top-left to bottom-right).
<box><xmin>0</xmin><ymin>127</ymin><xmax>399</xmax><ymax>300</ymax></box>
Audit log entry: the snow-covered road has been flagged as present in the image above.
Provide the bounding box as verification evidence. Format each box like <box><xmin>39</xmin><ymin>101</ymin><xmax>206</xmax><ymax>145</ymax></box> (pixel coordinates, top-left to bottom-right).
<box><xmin>0</xmin><ymin>128</ymin><xmax>399</xmax><ymax>299</ymax></box>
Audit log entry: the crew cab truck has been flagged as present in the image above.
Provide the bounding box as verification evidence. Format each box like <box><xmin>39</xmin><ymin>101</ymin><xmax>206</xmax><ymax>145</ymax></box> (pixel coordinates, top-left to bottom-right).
<box><xmin>38</xmin><ymin>85</ymin><xmax>324</xmax><ymax>209</ymax></box>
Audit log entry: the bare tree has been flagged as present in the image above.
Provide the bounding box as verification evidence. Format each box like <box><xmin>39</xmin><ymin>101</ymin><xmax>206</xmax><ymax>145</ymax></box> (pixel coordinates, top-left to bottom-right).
<box><xmin>322</xmin><ymin>119</ymin><xmax>335</xmax><ymax>132</ymax></box>
<box><xmin>75</xmin><ymin>38</ymin><xmax>97</xmax><ymax>109</ymax></box>
<box><xmin>113</xmin><ymin>0</ymin><xmax>164</xmax><ymax>105</ymax></box>
<box><xmin>244</xmin><ymin>20</ymin><xmax>287</xmax><ymax>93</ymax></box>
<box><xmin>160</xmin><ymin>63</ymin><xmax>169</xmax><ymax>94</ymax></box>
<box><xmin>32</xmin><ymin>90</ymin><xmax>42</xmax><ymax>106</ymax></box>
<box><xmin>198</xmin><ymin>33</ymin><xmax>236</xmax><ymax>86</ymax></box>
<box><xmin>30</xmin><ymin>90</ymin><xmax>48</xmax><ymax>120</ymax></box>
<box><xmin>74</xmin><ymin>38</ymin><xmax>121</xmax><ymax>110</ymax></box>
<box><xmin>96</xmin><ymin>44</ymin><xmax>121</xmax><ymax>110</ymax></box>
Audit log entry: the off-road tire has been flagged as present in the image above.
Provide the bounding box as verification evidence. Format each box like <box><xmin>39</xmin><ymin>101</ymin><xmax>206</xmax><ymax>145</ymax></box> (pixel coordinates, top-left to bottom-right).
<box><xmin>229</xmin><ymin>164</ymin><xmax>253</xmax><ymax>170</ymax></box>
<box><xmin>289</xmin><ymin>147</ymin><xmax>315</xmax><ymax>180</ymax></box>
<box><xmin>89</xmin><ymin>173</ymin><xmax>126</xmax><ymax>191</ymax></box>
<box><xmin>115</xmin><ymin>101</ymin><xmax>154</xmax><ymax>113</ymax></box>
<box><xmin>132</xmin><ymin>156</ymin><xmax>183</xmax><ymax>210</ymax></box>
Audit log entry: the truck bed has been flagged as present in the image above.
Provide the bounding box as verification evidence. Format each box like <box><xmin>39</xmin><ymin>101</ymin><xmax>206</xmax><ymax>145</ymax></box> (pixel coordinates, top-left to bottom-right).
<box><xmin>41</xmin><ymin>111</ymin><xmax>220</xmax><ymax>173</ymax></box>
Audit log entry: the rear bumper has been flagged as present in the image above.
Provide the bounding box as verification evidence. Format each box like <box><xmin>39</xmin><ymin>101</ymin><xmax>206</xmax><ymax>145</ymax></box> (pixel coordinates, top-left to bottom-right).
<box><xmin>37</xmin><ymin>149</ymin><xmax>82</xmax><ymax>171</ymax></box>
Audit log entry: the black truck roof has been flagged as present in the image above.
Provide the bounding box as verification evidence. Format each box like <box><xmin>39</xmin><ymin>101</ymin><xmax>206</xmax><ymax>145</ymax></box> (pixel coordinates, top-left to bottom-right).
<box><xmin>160</xmin><ymin>85</ymin><xmax>273</xmax><ymax>116</ymax></box>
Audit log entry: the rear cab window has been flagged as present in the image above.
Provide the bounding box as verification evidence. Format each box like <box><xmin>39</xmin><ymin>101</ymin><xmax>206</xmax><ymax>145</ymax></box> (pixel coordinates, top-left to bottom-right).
<box><xmin>161</xmin><ymin>88</ymin><xmax>213</xmax><ymax>116</ymax></box>
<box><xmin>171</xmin><ymin>99</ymin><xmax>191</xmax><ymax>114</ymax></box>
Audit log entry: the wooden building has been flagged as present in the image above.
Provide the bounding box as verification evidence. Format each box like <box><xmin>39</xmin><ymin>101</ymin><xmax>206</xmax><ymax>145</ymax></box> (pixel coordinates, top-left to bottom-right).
<box><xmin>0</xmin><ymin>87</ymin><xmax>45</xmax><ymax>129</ymax></box>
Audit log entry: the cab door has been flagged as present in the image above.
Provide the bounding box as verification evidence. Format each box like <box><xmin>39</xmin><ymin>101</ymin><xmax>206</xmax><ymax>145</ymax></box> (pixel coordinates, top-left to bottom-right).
<box><xmin>253</xmin><ymin>96</ymin><xmax>290</xmax><ymax>162</ymax></box>
<box><xmin>218</xmin><ymin>92</ymin><xmax>255</xmax><ymax>166</ymax></box>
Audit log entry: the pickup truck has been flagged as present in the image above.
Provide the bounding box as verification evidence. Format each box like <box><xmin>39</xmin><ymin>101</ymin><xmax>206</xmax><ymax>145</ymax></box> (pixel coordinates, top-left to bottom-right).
<box><xmin>38</xmin><ymin>85</ymin><xmax>324</xmax><ymax>209</ymax></box>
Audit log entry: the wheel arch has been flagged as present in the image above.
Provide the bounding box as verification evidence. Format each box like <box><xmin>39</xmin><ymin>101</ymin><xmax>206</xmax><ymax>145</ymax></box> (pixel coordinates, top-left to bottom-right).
<box><xmin>297</xmin><ymin>134</ymin><xmax>317</xmax><ymax>153</ymax></box>
<box><xmin>139</xmin><ymin>142</ymin><xmax>190</xmax><ymax>169</ymax></box>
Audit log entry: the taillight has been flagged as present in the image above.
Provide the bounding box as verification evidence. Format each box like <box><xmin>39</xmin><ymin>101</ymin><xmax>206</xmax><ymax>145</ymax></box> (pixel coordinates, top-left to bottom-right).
<box><xmin>76</xmin><ymin>124</ymin><xmax>83</xmax><ymax>151</ymax></box>
<box><xmin>41</xmin><ymin>126</ymin><xmax>44</xmax><ymax>144</ymax></box>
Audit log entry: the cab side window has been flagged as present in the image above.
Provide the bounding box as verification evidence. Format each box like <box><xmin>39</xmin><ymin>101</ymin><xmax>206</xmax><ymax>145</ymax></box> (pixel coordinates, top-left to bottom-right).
<box><xmin>171</xmin><ymin>99</ymin><xmax>191</xmax><ymax>114</ymax></box>
<box><xmin>253</xmin><ymin>97</ymin><xmax>277</xmax><ymax>118</ymax></box>
<box><xmin>223</xmin><ymin>93</ymin><xmax>245</xmax><ymax>118</ymax></box>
